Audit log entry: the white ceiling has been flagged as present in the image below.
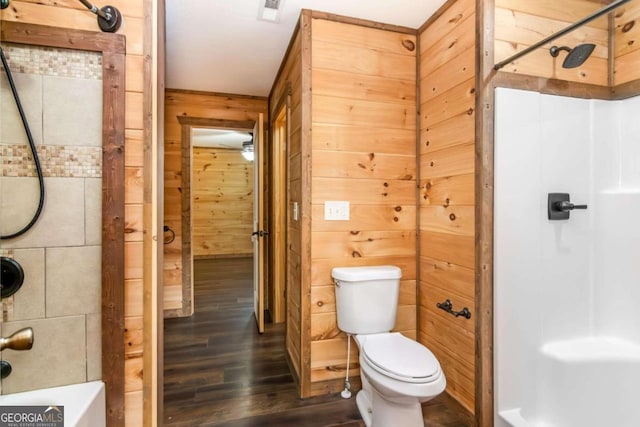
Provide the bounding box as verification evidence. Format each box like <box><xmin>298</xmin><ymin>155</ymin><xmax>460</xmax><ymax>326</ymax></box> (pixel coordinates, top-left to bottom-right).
<box><xmin>191</xmin><ymin>128</ymin><xmax>252</xmax><ymax>150</ymax></box>
<box><xmin>165</xmin><ymin>0</ymin><xmax>447</xmax><ymax>97</ymax></box>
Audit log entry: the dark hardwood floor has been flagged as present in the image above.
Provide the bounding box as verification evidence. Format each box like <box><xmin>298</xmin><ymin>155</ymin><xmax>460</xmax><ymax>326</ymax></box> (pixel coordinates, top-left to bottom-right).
<box><xmin>164</xmin><ymin>257</ymin><xmax>474</xmax><ymax>427</ymax></box>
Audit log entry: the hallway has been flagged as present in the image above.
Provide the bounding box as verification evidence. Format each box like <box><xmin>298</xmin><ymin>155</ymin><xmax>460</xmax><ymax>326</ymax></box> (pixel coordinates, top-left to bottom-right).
<box><xmin>163</xmin><ymin>257</ymin><xmax>473</xmax><ymax>426</ymax></box>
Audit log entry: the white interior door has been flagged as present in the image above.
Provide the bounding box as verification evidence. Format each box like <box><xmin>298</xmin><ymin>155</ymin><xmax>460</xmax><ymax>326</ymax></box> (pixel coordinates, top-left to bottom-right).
<box><xmin>252</xmin><ymin>113</ymin><xmax>265</xmax><ymax>333</ymax></box>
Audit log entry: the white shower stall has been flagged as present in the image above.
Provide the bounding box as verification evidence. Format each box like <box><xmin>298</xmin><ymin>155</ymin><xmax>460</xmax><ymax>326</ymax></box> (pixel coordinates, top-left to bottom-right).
<box><xmin>494</xmin><ymin>88</ymin><xmax>640</xmax><ymax>427</ymax></box>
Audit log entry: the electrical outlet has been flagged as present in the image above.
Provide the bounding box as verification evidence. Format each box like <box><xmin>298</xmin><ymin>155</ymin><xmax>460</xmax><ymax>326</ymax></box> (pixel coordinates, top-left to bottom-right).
<box><xmin>324</xmin><ymin>201</ymin><xmax>349</xmax><ymax>221</ymax></box>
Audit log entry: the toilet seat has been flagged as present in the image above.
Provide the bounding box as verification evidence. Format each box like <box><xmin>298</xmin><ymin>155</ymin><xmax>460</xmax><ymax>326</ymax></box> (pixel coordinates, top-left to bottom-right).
<box><xmin>361</xmin><ymin>333</ymin><xmax>440</xmax><ymax>384</ymax></box>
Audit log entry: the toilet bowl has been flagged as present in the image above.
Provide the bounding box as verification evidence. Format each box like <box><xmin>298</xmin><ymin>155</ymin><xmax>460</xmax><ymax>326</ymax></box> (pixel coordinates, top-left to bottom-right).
<box><xmin>332</xmin><ymin>266</ymin><xmax>446</xmax><ymax>427</ymax></box>
<box><xmin>354</xmin><ymin>333</ymin><xmax>446</xmax><ymax>427</ymax></box>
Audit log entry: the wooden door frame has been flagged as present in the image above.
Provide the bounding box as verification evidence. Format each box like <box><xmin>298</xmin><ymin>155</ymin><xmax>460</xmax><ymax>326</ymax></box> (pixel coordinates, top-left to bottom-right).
<box><xmin>0</xmin><ymin>22</ymin><xmax>126</xmax><ymax>427</ymax></box>
<box><xmin>268</xmin><ymin>86</ymin><xmax>290</xmax><ymax>324</ymax></box>
<box><xmin>173</xmin><ymin>116</ymin><xmax>256</xmax><ymax>318</ymax></box>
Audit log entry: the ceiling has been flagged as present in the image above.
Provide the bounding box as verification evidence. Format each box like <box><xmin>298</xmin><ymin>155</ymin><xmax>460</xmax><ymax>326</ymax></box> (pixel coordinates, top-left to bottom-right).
<box><xmin>165</xmin><ymin>0</ymin><xmax>447</xmax><ymax>97</ymax></box>
<box><xmin>191</xmin><ymin>128</ymin><xmax>252</xmax><ymax>150</ymax></box>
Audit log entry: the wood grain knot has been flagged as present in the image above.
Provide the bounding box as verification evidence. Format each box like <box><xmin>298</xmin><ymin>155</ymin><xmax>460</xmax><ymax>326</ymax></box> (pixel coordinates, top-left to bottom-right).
<box><xmin>467</xmin><ymin>108</ymin><xmax>474</xmax><ymax>116</ymax></box>
<box><xmin>444</xmin><ymin>198</ymin><xmax>450</xmax><ymax>208</ymax></box>
<box><xmin>425</xmin><ymin>140</ymin><xmax>430</xmax><ymax>146</ymax></box>
<box><xmin>401</xmin><ymin>39</ymin><xmax>416</xmax><ymax>52</ymax></box>
<box><xmin>350</xmin><ymin>230</ymin><xmax>360</xmax><ymax>235</ymax></box>
<box><xmin>383</xmin><ymin>182</ymin><xmax>389</xmax><ymax>187</ymax></box>
<box><xmin>622</xmin><ymin>20</ymin><xmax>635</xmax><ymax>33</ymax></box>
<box><xmin>393</xmin><ymin>217</ymin><xmax>399</xmax><ymax>222</ymax></box>
<box><xmin>449</xmin><ymin>213</ymin><xmax>456</xmax><ymax>221</ymax></box>
<box><xmin>352</xmin><ymin>251</ymin><xmax>362</xmax><ymax>258</ymax></box>
<box><xmin>430</xmin><ymin>161</ymin><xmax>435</xmax><ymax>167</ymax></box>
<box><xmin>369</xmin><ymin>153</ymin><xmax>375</xmax><ymax>160</ymax></box>
<box><xmin>317</xmin><ymin>301</ymin><xmax>324</xmax><ymax>307</ymax></box>
<box><xmin>449</xmin><ymin>13</ymin><xmax>463</xmax><ymax>24</ymax></box>
<box><xmin>394</xmin><ymin>206</ymin><xmax>402</xmax><ymax>212</ymax></box>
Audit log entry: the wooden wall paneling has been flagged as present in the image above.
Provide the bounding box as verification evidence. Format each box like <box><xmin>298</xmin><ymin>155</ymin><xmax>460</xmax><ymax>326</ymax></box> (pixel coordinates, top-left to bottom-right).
<box><xmin>614</xmin><ymin>0</ymin><xmax>640</xmax><ymax>56</ymax></box>
<box><xmin>421</xmin><ymin>11</ymin><xmax>476</xmax><ymax>73</ymax></box>
<box><xmin>311</xmin><ymin>205</ymin><xmax>416</xmax><ymax>232</ymax></box>
<box><xmin>495</xmin><ymin>0</ymin><xmax>608</xmax><ymax>29</ymax></box>
<box><xmin>494</xmin><ymin>39</ymin><xmax>608</xmax><ymax>85</ymax></box>
<box><xmin>493</xmin><ymin>0</ymin><xmax>609</xmax><ymax>85</ymax></box>
<box><xmin>312</xmin><ymin>68</ymin><xmax>416</xmax><ymax>104</ymax></box>
<box><xmin>312</xmin><ymin>256</ymin><xmax>417</xmax><ymax>286</ymax></box>
<box><xmin>476</xmin><ymin>0</ymin><xmax>494</xmax><ymax>424</ymax></box>
<box><xmin>312</xmin><ymin>178</ymin><xmax>416</xmax><ymax>205</ymax></box>
<box><xmin>420</xmin><ymin>46</ymin><xmax>476</xmax><ymax>102</ymax></box>
<box><xmin>418</xmin><ymin>0</ymin><xmax>476</xmax><ymax>415</ymax></box>
<box><xmin>312</xmin><ymin>231</ymin><xmax>416</xmax><ymax>259</ymax></box>
<box><xmin>420</xmin><ymin>143</ymin><xmax>475</xmax><ymax>179</ymax></box>
<box><xmin>312</xmin><ymin>124</ymin><xmax>416</xmax><ymax>155</ymax></box>
<box><xmin>494</xmin><ymin>7</ymin><xmax>609</xmax><ymax>58</ymax></box>
<box><xmin>422</xmin><ymin>174</ymin><xmax>475</xmax><ymax>206</ymax></box>
<box><xmin>299</xmin><ymin>9</ymin><xmax>313</xmax><ymax>398</ymax></box>
<box><xmin>421</xmin><ymin>256</ymin><xmax>475</xmax><ymax>302</ymax></box>
<box><xmin>312</xmin><ymin>151</ymin><xmax>415</xmax><ymax>180</ymax></box>
<box><xmin>309</xmin><ymin>14</ymin><xmax>417</xmax><ymax>397</ymax></box>
<box><xmin>420</xmin><ymin>231</ymin><xmax>475</xmax><ymax>270</ymax></box>
<box><xmin>614</xmin><ymin>0</ymin><xmax>640</xmax><ymax>85</ymax></box>
<box><xmin>191</xmin><ymin>148</ymin><xmax>254</xmax><ymax>257</ymax></box>
<box><xmin>422</xmin><ymin>78</ymin><xmax>476</xmax><ymax>128</ymax></box>
<box><xmin>269</xmin><ymin>15</ymin><xmax>304</xmax><ymax>393</ymax></box>
<box><xmin>312</xmin><ymin>40</ymin><xmax>416</xmax><ymax>81</ymax></box>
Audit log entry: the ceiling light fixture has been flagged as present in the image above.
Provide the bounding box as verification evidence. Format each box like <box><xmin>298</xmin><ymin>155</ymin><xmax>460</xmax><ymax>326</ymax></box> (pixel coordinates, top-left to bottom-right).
<box><xmin>242</xmin><ymin>140</ymin><xmax>254</xmax><ymax>161</ymax></box>
<box><xmin>258</xmin><ymin>0</ymin><xmax>284</xmax><ymax>23</ymax></box>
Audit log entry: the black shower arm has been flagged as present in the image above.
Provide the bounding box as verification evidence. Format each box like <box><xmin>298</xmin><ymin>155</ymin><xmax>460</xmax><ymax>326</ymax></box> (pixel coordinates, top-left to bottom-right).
<box><xmin>78</xmin><ymin>0</ymin><xmax>110</xmax><ymax>20</ymax></box>
<box><xmin>494</xmin><ymin>0</ymin><xmax>631</xmax><ymax>70</ymax></box>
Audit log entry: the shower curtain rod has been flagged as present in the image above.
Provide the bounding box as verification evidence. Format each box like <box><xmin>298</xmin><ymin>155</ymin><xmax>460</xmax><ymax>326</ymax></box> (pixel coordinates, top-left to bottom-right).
<box><xmin>494</xmin><ymin>0</ymin><xmax>632</xmax><ymax>71</ymax></box>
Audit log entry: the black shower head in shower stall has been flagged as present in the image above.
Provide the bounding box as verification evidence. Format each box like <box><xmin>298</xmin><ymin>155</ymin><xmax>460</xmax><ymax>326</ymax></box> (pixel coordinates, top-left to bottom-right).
<box><xmin>1</xmin><ymin>0</ymin><xmax>9</xmax><ymax>9</ymax></box>
<box><xmin>550</xmin><ymin>43</ymin><xmax>596</xmax><ymax>69</ymax></box>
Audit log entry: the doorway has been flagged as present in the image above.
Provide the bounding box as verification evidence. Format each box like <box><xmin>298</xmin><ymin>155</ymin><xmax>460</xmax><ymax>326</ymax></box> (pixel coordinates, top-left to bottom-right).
<box><xmin>268</xmin><ymin>102</ymin><xmax>289</xmax><ymax>324</ymax></box>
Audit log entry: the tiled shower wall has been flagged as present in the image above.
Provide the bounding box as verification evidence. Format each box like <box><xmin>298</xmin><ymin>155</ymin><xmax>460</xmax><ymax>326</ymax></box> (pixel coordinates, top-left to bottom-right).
<box><xmin>0</xmin><ymin>43</ymin><xmax>102</xmax><ymax>394</ymax></box>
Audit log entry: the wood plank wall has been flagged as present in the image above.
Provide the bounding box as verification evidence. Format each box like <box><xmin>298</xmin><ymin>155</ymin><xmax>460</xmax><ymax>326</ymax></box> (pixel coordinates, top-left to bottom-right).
<box><xmin>191</xmin><ymin>148</ymin><xmax>254</xmax><ymax>257</ymax></box>
<box><xmin>494</xmin><ymin>0</ymin><xmax>609</xmax><ymax>85</ymax></box>
<box><xmin>418</xmin><ymin>0</ymin><xmax>476</xmax><ymax>413</ymax></box>
<box><xmin>269</xmin><ymin>18</ymin><xmax>306</xmax><ymax>385</ymax></box>
<box><xmin>1</xmin><ymin>2</ymin><xmax>147</xmax><ymax>425</ymax></box>
<box><xmin>163</xmin><ymin>90</ymin><xmax>267</xmax><ymax>314</ymax></box>
<box><xmin>309</xmin><ymin>17</ymin><xmax>417</xmax><ymax>395</ymax></box>
<box><xmin>614</xmin><ymin>0</ymin><xmax>640</xmax><ymax>85</ymax></box>
<box><xmin>270</xmin><ymin>18</ymin><xmax>305</xmax><ymax>388</ymax></box>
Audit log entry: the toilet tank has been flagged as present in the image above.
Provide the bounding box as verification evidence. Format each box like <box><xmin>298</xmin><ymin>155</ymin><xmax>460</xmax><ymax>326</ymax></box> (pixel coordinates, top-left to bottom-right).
<box><xmin>332</xmin><ymin>266</ymin><xmax>402</xmax><ymax>335</ymax></box>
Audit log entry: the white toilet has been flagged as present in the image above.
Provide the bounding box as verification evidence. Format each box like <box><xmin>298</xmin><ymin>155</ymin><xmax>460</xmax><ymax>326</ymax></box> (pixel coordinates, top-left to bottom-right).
<box><xmin>332</xmin><ymin>265</ymin><xmax>446</xmax><ymax>427</ymax></box>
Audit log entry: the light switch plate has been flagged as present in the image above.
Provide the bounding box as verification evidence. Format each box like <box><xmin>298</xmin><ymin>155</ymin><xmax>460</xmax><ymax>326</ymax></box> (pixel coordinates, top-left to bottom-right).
<box><xmin>325</xmin><ymin>201</ymin><xmax>350</xmax><ymax>221</ymax></box>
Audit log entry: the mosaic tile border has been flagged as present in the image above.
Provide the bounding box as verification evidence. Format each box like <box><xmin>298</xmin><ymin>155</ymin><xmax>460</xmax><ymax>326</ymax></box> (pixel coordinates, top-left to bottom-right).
<box><xmin>1</xmin><ymin>144</ymin><xmax>102</xmax><ymax>178</ymax></box>
<box><xmin>0</xmin><ymin>43</ymin><xmax>102</xmax><ymax>80</ymax></box>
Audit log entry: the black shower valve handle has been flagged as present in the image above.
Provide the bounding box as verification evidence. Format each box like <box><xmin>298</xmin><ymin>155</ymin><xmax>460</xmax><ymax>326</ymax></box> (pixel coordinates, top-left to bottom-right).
<box><xmin>554</xmin><ymin>201</ymin><xmax>588</xmax><ymax>212</ymax></box>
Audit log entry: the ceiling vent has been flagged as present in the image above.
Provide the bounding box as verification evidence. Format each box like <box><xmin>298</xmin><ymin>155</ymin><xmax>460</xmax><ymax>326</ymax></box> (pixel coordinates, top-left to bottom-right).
<box><xmin>258</xmin><ymin>0</ymin><xmax>284</xmax><ymax>23</ymax></box>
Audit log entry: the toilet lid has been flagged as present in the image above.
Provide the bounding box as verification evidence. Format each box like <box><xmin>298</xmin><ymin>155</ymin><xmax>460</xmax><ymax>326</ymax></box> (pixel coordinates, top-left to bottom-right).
<box><xmin>362</xmin><ymin>333</ymin><xmax>440</xmax><ymax>383</ymax></box>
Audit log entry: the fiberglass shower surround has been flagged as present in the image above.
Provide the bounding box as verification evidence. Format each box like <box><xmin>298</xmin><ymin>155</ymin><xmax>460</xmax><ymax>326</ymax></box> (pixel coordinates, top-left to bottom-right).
<box><xmin>494</xmin><ymin>88</ymin><xmax>640</xmax><ymax>427</ymax></box>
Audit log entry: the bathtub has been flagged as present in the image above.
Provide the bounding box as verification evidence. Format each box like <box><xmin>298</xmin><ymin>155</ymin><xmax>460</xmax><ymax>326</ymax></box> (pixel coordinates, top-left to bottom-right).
<box><xmin>0</xmin><ymin>381</ymin><xmax>105</xmax><ymax>427</ymax></box>
<box><xmin>498</xmin><ymin>337</ymin><xmax>640</xmax><ymax>427</ymax></box>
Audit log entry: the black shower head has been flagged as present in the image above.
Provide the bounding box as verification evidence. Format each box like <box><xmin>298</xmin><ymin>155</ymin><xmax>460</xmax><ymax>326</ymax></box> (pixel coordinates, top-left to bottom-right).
<box><xmin>550</xmin><ymin>43</ymin><xmax>596</xmax><ymax>69</ymax></box>
<box><xmin>1</xmin><ymin>0</ymin><xmax>9</xmax><ymax>10</ymax></box>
